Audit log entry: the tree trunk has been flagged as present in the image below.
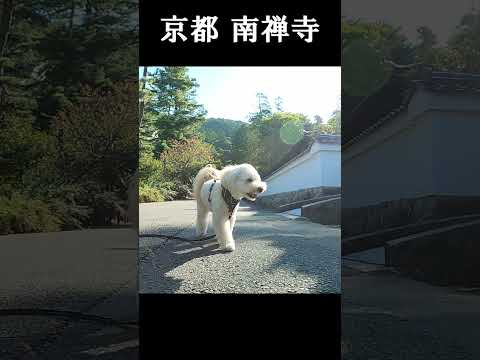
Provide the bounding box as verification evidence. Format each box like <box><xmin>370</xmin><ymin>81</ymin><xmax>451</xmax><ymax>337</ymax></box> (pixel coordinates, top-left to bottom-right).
<box><xmin>69</xmin><ymin>0</ymin><xmax>75</xmax><ymax>39</ymax></box>
<box><xmin>139</xmin><ymin>66</ymin><xmax>148</xmax><ymax>126</ymax></box>
<box><xmin>0</xmin><ymin>0</ymin><xmax>14</xmax><ymax>63</ymax></box>
<box><xmin>0</xmin><ymin>0</ymin><xmax>15</xmax><ymax>112</ymax></box>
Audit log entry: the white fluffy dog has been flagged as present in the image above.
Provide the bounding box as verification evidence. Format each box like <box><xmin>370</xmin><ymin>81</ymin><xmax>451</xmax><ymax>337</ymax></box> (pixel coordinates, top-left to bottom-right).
<box><xmin>193</xmin><ymin>164</ymin><xmax>267</xmax><ymax>252</ymax></box>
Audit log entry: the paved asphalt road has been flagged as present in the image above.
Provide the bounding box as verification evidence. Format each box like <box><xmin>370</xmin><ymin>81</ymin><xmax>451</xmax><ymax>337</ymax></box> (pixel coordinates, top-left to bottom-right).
<box><xmin>342</xmin><ymin>260</ymin><xmax>480</xmax><ymax>359</ymax></box>
<box><xmin>0</xmin><ymin>229</ymin><xmax>138</xmax><ymax>359</ymax></box>
<box><xmin>139</xmin><ymin>200</ymin><xmax>340</xmax><ymax>294</ymax></box>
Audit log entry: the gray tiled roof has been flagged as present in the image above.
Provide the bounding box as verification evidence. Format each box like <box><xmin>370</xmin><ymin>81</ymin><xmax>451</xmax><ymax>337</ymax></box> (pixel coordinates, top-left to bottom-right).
<box><xmin>343</xmin><ymin>69</ymin><xmax>480</xmax><ymax>149</ymax></box>
<box><xmin>315</xmin><ymin>134</ymin><xmax>341</xmax><ymax>144</ymax></box>
<box><xmin>423</xmin><ymin>71</ymin><xmax>480</xmax><ymax>92</ymax></box>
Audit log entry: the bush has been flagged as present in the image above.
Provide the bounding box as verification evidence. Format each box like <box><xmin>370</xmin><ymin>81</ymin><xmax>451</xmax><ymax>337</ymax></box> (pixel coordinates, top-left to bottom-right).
<box><xmin>140</xmin><ymin>137</ymin><xmax>217</xmax><ymax>201</ymax></box>
<box><xmin>139</xmin><ymin>154</ymin><xmax>177</xmax><ymax>202</ymax></box>
<box><xmin>159</xmin><ymin>138</ymin><xmax>217</xmax><ymax>199</ymax></box>
<box><xmin>41</xmin><ymin>184</ymin><xmax>91</xmax><ymax>230</ymax></box>
<box><xmin>139</xmin><ymin>183</ymin><xmax>176</xmax><ymax>203</ymax></box>
<box><xmin>139</xmin><ymin>183</ymin><xmax>163</xmax><ymax>203</ymax></box>
<box><xmin>139</xmin><ymin>154</ymin><xmax>165</xmax><ymax>188</ymax></box>
<box><xmin>0</xmin><ymin>193</ymin><xmax>62</xmax><ymax>234</ymax></box>
<box><xmin>51</xmin><ymin>81</ymin><xmax>137</xmax><ymax>226</ymax></box>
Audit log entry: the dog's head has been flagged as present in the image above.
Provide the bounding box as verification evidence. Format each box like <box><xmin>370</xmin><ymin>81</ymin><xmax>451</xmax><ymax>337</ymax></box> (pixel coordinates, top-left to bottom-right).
<box><xmin>222</xmin><ymin>164</ymin><xmax>267</xmax><ymax>201</ymax></box>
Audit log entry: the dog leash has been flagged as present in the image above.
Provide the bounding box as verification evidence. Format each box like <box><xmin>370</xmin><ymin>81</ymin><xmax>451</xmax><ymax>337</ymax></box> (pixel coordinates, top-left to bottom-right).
<box><xmin>139</xmin><ymin>232</ymin><xmax>216</xmax><ymax>242</ymax></box>
<box><xmin>140</xmin><ymin>179</ymin><xmax>238</xmax><ymax>241</ymax></box>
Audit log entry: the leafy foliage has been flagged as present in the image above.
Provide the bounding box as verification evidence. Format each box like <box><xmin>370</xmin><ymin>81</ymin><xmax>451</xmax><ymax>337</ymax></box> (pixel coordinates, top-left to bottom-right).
<box><xmin>342</xmin><ymin>12</ymin><xmax>480</xmax><ymax>117</ymax></box>
<box><xmin>139</xmin><ymin>183</ymin><xmax>168</xmax><ymax>203</ymax></box>
<box><xmin>139</xmin><ymin>67</ymin><xmax>215</xmax><ymax>202</ymax></box>
<box><xmin>52</xmin><ymin>81</ymin><xmax>137</xmax><ymax>225</ymax></box>
<box><xmin>0</xmin><ymin>0</ymin><xmax>138</xmax><ymax>232</ymax></box>
<box><xmin>436</xmin><ymin>12</ymin><xmax>480</xmax><ymax>72</ymax></box>
<box><xmin>53</xmin><ymin>82</ymin><xmax>137</xmax><ymax>190</ymax></box>
<box><xmin>138</xmin><ymin>153</ymin><xmax>176</xmax><ymax>201</ymax></box>
<box><xmin>0</xmin><ymin>192</ymin><xmax>61</xmax><ymax>235</ymax></box>
<box><xmin>317</xmin><ymin>110</ymin><xmax>341</xmax><ymax>135</ymax></box>
<box><xmin>198</xmin><ymin>118</ymin><xmax>244</xmax><ymax>164</ymax></box>
<box><xmin>160</xmin><ymin>138</ymin><xmax>217</xmax><ymax>199</ymax></box>
<box><xmin>229</xmin><ymin>105</ymin><xmax>341</xmax><ymax>174</ymax></box>
<box><xmin>142</xmin><ymin>67</ymin><xmax>206</xmax><ymax>156</ymax></box>
<box><xmin>139</xmin><ymin>138</ymin><xmax>216</xmax><ymax>202</ymax></box>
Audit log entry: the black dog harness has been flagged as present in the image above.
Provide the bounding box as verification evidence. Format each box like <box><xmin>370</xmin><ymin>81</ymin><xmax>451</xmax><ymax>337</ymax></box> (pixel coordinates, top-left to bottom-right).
<box><xmin>208</xmin><ymin>180</ymin><xmax>240</xmax><ymax>219</ymax></box>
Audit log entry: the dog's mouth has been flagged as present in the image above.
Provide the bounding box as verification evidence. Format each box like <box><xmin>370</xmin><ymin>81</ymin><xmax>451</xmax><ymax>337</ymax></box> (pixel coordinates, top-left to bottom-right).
<box><xmin>246</xmin><ymin>192</ymin><xmax>257</xmax><ymax>200</ymax></box>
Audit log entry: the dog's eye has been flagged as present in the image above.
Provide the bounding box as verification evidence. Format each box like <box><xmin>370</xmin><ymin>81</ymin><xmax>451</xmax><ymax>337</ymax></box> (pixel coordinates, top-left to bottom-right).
<box><xmin>246</xmin><ymin>178</ymin><xmax>253</xmax><ymax>183</ymax></box>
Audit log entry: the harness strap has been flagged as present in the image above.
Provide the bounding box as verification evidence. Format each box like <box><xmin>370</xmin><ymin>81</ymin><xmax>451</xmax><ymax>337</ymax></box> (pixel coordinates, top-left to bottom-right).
<box><xmin>208</xmin><ymin>179</ymin><xmax>216</xmax><ymax>203</ymax></box>
<box><xmin>221</xmin><ymin>185</ymin><xmax>240</xmax><ymax>219</ymax></box>
<box><xmin>207</xmin><ymin>179</ymin><xmax>239</xmax><ymax>219</ymax></box>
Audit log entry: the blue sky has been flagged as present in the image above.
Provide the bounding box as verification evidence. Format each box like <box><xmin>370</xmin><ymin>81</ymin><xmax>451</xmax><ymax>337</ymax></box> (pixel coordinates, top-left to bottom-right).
<box><xmin>140</xmin><ymin>67</ymin><xmax>340</xmax><ymax>122</ymax></box>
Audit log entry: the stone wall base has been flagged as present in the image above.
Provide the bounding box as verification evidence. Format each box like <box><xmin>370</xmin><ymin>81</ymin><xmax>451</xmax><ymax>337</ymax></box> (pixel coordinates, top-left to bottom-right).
<box><xmin>256</xmin><ymin>186</ymin><xmax>340</xmax><ymax>210</ymax></box>
<box><xmin>342</xmin><ymin>195</ymin><xmax>480</xmax><ymax>237</ymax></box>
<box><xmin>302</xmin><ymin>197</ymin><xmax>341</xmax><ymax>225</ymax></box>
<box><xmin>385</xmin><ymin>219</ymin><xmax>480</xmax><ymax>286</ymax></box>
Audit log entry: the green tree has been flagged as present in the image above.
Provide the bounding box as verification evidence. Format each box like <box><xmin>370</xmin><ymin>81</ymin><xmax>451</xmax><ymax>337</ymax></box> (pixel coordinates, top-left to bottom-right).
<box><xmin>139</xmin><ymin>138</ymin><xmax>217</xmax><ymax>202</ymax></box>
<box><xmin>442</xmin><ymin>11</ymin><xmax>480</xmax><ymax>72</ymax></box>
<box><xmin>143</xmin><ymin>67</ymin><xmax>206</xmax><ymax>156</ymax></box>
<box><xmin>230</xmin><ymin>122</ymin><xmax>266</xmax><ymax>170</ymax></box>
<box><xmin>198</xmin><ymin>118</ymin><xmax>243</xmax><ymax>165</ymax></box>
<box><xmin>260</xmin><ymin>112</ymin><xmax>309</xmax><ymax>170</ymax></box>
<box><xmin>317</xmin><ymin>109</ymin><xmax>341</xmax><ymax>135</ymax></box>
<box><xmin>248</xmin><ymin>92</ymin><xmax>272</xmax><ymax>126</ymax></box>
<box><xmin>274</xmin><ymin>96</ymin><xmax>284</xmax><ymax>112</ymax></box>
<box><xmin>256</xmin><ymin>92</ymin><xmax>272</xmax><ymax>115</ymax></box>
<box><xmin>52</xmin><ymin>81</ymin><xmax>137</xmax><ymax>225</ymax></box>
<box><xmin>341</xmin><ymin>18</ymin><xmax>415</xmax><ymax>117</ymax></box>
<box><xmin>0</xmin><ymin>0</ymin><xmax>138</xmax><ymax>231</ymax></box>
<box><xmin>342</xmin><ymin>19</ymin><xmax>414</xmax><ymax>65</ymax></box>
<box><xmin>231</xmin><ymin>108</ymin><xmax>310</xmax><ymax>174</ymax></box>
<box><xmin>415</xmin><ymin>26</ymin><xmax>437</xmax><ymax>64</ymax></box>
<box><xmin>139</xmin><ymin>69</ymin><xmax>156</xmax><ymax>155</ymax></box>
<box><xmin>53</xmin><ymin>81</ymin><xmax>137</xmax><ymax>187</ymax></box>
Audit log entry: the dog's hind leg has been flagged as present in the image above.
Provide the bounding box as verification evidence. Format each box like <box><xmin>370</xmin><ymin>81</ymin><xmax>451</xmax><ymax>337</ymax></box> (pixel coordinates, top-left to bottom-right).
<box><xmin>196</xmin><ymin>201</ymin><xmax>209</xmax><ymax>237</ymax></box>
<box><xmin>212</xmin><ymin>213</ymin><xmax>235</xmax><ymax>252</ymax></box>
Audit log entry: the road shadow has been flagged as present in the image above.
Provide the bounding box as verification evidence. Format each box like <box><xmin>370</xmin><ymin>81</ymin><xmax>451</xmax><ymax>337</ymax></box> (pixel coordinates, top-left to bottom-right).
<box><xmin>237</xmin><ymin>204</ymin><xmax>341</xmax><ymax>293</ymax></box>
<box><xmin>272</xmin><ymin>234</ymin><xmax>340</xmax><ymax>293</ymax></box>
<box><xmin>238</xmin><ymin>230</ymin><xmax>340</xmax><ymax>293</ymax></box>
<box><xmin>139</xmin><ymin>231</ymin><xmax>225</xmax><ymax>293</ymax></box>
<box><xmin>140</xmin><ymin>201</ymin><xmax>340</xmax><ymax>294</ymax></box>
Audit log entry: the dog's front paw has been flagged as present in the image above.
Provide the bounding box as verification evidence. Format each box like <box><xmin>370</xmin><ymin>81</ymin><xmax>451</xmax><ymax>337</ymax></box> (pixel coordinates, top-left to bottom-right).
<box><xmin>221</xmin><ymin>243</ymin><xmax>235</xmax><ymax>252</ymax></box>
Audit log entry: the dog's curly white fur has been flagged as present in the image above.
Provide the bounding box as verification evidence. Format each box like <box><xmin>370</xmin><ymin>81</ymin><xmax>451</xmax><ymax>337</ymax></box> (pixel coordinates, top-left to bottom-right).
<box><xmin>193</xmin><ymin>164</ymin><xmax>267</xmax><ymax>252</ymax></box>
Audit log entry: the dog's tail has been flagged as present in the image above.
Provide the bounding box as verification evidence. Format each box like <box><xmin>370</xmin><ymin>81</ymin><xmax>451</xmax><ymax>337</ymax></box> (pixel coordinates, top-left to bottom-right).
<box><xmin>193</xmin><ymin>164</ymin><xmax>220</xmax><ymax>199</ymax></box>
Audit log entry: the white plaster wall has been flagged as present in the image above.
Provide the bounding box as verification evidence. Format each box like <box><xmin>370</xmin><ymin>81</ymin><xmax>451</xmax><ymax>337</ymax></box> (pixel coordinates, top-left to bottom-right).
<box><xmin>342</xmin><ymin>89</ymin><xmax>480</xmax><ymax>208</ymax></box>
<box><xmin>342</xmin><ymin>107</ymin><xmax>434</xmax><ymax>208</ymax></box>
<box><xmin>431</xmin><ymin>110</ymin><xmax>480</xmax><ymax>196</ymax></box>
<box><xmin>262</xmin><ymin>146</ymin><xmax>341</xmax><ymax>196</ymax></box>
<box><xmin>321</xmin><ymin>150</ymin><xmax>341</xmax><ymax>187</ymax></box>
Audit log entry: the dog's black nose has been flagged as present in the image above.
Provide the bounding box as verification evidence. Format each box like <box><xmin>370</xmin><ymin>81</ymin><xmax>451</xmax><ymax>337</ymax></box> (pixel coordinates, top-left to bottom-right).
<box><xmin>257</xmin><ymin>186</ymin><xmax>264</xmax><ymax>193</ymax></box>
